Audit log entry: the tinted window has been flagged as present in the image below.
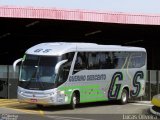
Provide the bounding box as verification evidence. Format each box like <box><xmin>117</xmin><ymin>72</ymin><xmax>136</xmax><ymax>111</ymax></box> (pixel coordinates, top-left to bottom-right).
<box><xmin>88</xmin><ymin>52</ymin><xmax>100</xmax><ymax>69</ymax></box>
<box><xmin>73</xmin><ymin>52</ymin><xmax>87</xmax><ymax>74</ymax></box>
<box><xmin>74</xmin><ymin>52</ymin><xmax>129</xmax><ymax>70</ymax></box>
<box><xmin>112</xmin><ymin>52</ymin><xmax>129</xmax><ymax>69</ymax></box>
<box><xmin>88</xmin><ymin>52</ymin><xmax>116</xmax><ymax>69</ymax></box>
<box><xmin>128</xmin><ymin>52</ymin><xmax>146</xmax><ymax>68</ymax></box>
<box><xmin>19</xmin><ymin>53</ymin><xmax>75</xmax><ymax>90</ymax></box>
<box><xmin>98</xmin><ymin>52</ymin><xmax>113</xmax><ymax>69</ymax></box>
<box><xmin>57</xmin><ymin>52</ymin><xmax>75</xmax><ymax>84</ymax></box>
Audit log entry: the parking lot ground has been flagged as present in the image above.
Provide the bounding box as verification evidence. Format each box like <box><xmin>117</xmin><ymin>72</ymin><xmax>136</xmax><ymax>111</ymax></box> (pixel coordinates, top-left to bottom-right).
<box><xmin>0</xmin><ymin>99</ymin><xmax>158</xmax><ymax>120</ymax></box>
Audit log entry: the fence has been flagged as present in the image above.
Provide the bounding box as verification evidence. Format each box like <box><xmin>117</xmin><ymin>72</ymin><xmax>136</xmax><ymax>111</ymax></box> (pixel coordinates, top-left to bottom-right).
<box><xmin>0</xmin><ymin>65</ymin><xmax>19</xmax><ymax>98</ymax></box>
<box><xmin>0</xmin><ymin>65</ymin><xmax>159</xmax><ymax>100</ymax></box>
<box><xmin>144</xmin><ymin>70</ymin><xmax>160</xmax><ymax>101</ymax></box>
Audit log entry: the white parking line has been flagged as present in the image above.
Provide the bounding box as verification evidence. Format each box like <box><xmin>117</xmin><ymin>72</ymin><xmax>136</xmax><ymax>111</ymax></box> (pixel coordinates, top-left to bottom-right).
<box><xmin>47</xmin><ymin>115</ymin><xmax>94</xmax><ymax>120</ymax></box>
<box><xmin>135</xmin><ymin>101</ymin><xmax>151</xmax><ymax>104</ymax></box>
<box><xmin>130</xmin><ymin>103</ymin><xmax>153</xmax><ymax>107</ymax></box>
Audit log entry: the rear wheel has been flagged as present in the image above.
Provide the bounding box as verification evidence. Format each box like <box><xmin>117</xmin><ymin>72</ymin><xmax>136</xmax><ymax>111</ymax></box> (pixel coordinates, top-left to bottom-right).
<box><xmin>120</xmin><ymin>89</ymin><xmax>128</xmax><ymax>104</ymax></box>
<box><xmin>69</xmin><ymin>93</ymin><xmax>77</xmax><ymax>109</ymax></box>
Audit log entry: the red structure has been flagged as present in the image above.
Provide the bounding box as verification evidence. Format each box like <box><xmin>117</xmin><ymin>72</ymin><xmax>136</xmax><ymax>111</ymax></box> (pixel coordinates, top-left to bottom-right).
<box><xmin>1</xmin><ymin>6</ymin><xmax>160</xmax><ymax>25</ymax></box>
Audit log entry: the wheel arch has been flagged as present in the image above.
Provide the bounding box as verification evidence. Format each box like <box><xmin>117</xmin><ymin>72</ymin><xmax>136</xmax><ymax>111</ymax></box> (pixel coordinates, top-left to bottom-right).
<box><xmin>121</xmin><ymin>85</ymin><xmax>130</xmax><ymax>98</ymax></box>
<box><xmin>70</xmin><ymin>89</ymin><xmax>80</xmax><ymax>103</ymax></box>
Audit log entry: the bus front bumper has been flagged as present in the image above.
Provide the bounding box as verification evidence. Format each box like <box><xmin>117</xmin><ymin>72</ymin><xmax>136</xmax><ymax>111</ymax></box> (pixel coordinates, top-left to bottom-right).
<box><xmin>18</xmin><ymin>94</ymin><xmax>58</xmax><ymax>105</ymax></box>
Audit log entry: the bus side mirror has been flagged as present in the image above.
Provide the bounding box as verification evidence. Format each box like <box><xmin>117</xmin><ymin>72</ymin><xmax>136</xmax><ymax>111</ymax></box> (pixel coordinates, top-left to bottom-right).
<box><xmin>55</xmin><ymin>59</ymin><xmax>68</xmax><ymax>74</ymax></box>
<box><xmin>13</xmin><ymin>58</ymin><xmax>23</xmax><ymax>72</ymax></box>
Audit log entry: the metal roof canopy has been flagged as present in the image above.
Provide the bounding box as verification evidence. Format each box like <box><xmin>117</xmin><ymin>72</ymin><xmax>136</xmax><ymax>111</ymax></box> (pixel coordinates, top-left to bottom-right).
<box><xmin>0</xmin><ymin>6</ymin><xmax>160</xmax><ymax>69</ymax></box>
<box><xmin>1</xmin><ymin>6</ymin><xmax>160</xmax><ymax>25</ymax></box>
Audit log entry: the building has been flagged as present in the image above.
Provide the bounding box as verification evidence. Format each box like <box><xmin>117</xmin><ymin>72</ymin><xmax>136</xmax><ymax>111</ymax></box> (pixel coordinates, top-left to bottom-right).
<box><xmin>0</xmin><ymin>0</ymin><xmax>160</xmax><ymax>98</ymax></box>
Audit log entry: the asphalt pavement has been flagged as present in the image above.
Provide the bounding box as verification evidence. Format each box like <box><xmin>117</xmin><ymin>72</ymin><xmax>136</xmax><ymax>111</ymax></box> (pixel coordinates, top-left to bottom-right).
<box><xmin>0</xmin><ymin>99</ymin><xmax>158</xmax><ymax>120</ymax></box>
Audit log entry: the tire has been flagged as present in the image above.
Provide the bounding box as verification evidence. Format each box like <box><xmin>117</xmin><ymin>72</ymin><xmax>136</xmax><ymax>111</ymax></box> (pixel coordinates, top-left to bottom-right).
<box><xmin>70</xmin><ymin>93</ymin><xmax>77</xmax><ymax>109</ymax></box>
<box><xmin>120</xmin><ymin>89</ymin><xmax>128</xmax><ymax>104</ymax></box>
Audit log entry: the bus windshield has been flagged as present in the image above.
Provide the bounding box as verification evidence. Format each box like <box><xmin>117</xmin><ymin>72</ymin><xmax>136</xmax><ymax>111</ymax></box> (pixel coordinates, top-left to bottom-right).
<box><xmin>19</xmin><ymin>53</ymin><xmax>74</xmax><ymax>90</ymax></box>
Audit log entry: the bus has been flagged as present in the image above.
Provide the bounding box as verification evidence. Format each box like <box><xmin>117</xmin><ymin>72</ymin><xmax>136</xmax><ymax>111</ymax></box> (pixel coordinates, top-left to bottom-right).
<box><xmin>13</xmin><ymin>42</ymin><xmax>147</xmax><ymax>109</ymax></box>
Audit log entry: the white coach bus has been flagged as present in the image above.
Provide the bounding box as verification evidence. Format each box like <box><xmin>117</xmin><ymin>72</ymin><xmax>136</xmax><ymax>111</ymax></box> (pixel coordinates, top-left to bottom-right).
<box><xmin>13</xmin><ymin>42</ymin><xmax>147</xmax><ymax>109</ymax></box>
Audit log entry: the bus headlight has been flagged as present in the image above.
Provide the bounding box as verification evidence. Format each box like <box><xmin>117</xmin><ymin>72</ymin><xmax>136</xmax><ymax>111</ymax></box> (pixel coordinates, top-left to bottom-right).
<box><xmin>60</xmin><ymin>91</ymin><xmax>65</xmax><ymax>94</ymax></box>
<box><xmin>18</xmin><ymin>90</ymin><xmax>23</xmax><ymax>94</ymax></box>
<box><xmin>57</xmin><ymin>90</ymin><xmax>64</xmax><ymax>94</ymax></box>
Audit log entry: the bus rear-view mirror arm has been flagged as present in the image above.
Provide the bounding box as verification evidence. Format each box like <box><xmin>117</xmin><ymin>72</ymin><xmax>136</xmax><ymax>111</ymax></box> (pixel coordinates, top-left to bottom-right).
<box><xmin>13</xmin><ymin>58</ymin><xmax>23</xmax><ymax>72</ymax></box>
<box><xmin>55</xmin><ymin>59</ymin><xmax>68</xmax><ymax>74</ymax></box>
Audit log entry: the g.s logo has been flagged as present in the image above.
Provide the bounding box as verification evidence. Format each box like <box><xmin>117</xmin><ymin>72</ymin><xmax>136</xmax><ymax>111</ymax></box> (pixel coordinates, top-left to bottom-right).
<box><xmin>130</xmin><ymin>71</ymin><xmax>144</xmax><ymax>97</ymax></box>
<box><xmin>108</xmin><ymin>71</ymin><xmax>144</xmax><ymax>100</ymax></box>
<box><xmin>108</xmin><ymin>72</ymin><xmax>123</xmax><ymax>99</ymax></box>
<box><xmin>34</xmin><ymin>49</ymin><xmax>52</xmax><ymax>53</ymax></box>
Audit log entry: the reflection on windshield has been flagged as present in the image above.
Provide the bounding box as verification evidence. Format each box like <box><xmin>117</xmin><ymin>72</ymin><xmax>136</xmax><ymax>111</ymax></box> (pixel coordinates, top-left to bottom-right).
<box><xmin>21</xmin><ymin>55</ymin><xmax>58</xmax><ymax>83</ymax></box>
<box><xmin>19</xmin><ymin>53</ymin><xmax>74</xmax><ymax>90</ymax></box>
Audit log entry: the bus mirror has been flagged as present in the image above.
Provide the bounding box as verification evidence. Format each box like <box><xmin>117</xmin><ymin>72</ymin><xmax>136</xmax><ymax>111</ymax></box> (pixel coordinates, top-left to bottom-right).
<box><xmin>13</xmin><ymin>58</ymin><xmax>23</xmax><ymax>72</ymax></box>
<box><xmin>55</xmin><ymin>59</ymin><xmax>68</xmax><ymax>74</ymax></box>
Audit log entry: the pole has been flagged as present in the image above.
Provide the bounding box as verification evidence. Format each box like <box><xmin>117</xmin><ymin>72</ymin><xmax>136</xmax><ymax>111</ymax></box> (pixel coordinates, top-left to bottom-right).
<box><xmin>7</xmin><ymin>65</ymin><xmax>9</xmax><ymax>99</ymax></box>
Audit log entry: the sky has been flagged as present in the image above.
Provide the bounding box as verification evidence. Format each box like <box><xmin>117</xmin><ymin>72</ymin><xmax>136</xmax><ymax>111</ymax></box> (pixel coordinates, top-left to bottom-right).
<box><xmin>0</xmin><ymin>0</ymin><xmax>160</xmax><ymax>14</ymax></box>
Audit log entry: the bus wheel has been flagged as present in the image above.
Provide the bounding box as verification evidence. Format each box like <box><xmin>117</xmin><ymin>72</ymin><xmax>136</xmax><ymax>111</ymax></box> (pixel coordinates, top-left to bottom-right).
<box><xmin>120</xmin><ymin>89</ymin><xmax>128</xmax><ymax>104</ymax></box>
<box><xmin>70</xmin><ymin>93</ymin><xmax>77</xmax><ymax>109</ymax></box>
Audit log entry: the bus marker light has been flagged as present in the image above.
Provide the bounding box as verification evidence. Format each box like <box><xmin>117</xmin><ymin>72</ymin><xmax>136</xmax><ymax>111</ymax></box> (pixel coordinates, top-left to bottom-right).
<box><xmin>60</xmin><ymin>91</ymin><xmax>65</xmax><ymax>94</ymax></box>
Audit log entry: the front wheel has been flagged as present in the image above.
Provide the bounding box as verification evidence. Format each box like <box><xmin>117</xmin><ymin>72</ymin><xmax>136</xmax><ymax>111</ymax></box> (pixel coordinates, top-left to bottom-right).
<box><xmin>69</xmin><ymin>93</ymin><xmax>77</xmax><ymax>109</ymax></box>
<box><xmin>120</xmin><ymin>89</ymin><xmax>128</xmax><ymax>104</ymax></box>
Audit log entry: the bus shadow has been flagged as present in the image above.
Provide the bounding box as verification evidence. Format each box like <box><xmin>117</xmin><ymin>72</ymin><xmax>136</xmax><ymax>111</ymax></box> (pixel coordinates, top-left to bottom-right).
<box><xmin>77</xmin><ymin>100</ymin><xmax>121</xmax><ymax>108</ymax></box>
<box><xmin>23</xmin><ymin>100</ymin><xmax>125</xmax><ymax>112</ymax></box>
<box><xmin>11</xmin><ymin>99</ymin><xmax>142</xmax><ymax>113</ymax></box>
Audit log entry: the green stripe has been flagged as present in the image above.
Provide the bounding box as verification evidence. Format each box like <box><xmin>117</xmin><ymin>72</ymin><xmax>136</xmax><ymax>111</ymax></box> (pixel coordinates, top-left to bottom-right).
<box><xmin>58</xmin><ymin>84</ymin><xmax>107</xmax><ymax>103</ymax></box>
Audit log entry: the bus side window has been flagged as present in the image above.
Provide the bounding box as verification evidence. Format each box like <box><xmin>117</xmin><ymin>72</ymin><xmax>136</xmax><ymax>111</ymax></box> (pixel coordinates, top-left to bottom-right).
<box><xmin>103</xmin><ymin>52</ymin><xmax>112</xmax><ymax>69</ymax></box>
<box><xmin>128</xmin><ymin>53</ymin><xmax>136</xmax><ymax>68</ymax></box>
<box><xmin>57</xmin><ymin>64</ymin><xmax>68</xmax><ymax>84</ymax></box>
<box><xmin>88</xmin><ymin>53</ymin><xmax>93</xmax><ymax>69</ymax></box>
<box><xmin>73</xmin><ymin>52</ymin><xmax>87</xmax><ymax>74</ymax></box>
<box><xmin>128</xmin><ymin>52</ymin><xmax>146</xmax><ymax>68</ymax></box>
<box><xmin>99</xmin><ymin>53</ymin><xmax>107</xmax><ymax>69</ymax></box>
<box><xmin>57</xmin><ymin>52</ymin><xmax>74</xmax><ymax>85</ymax></box>
<box><xmin>112</xmin><ymin>52</ymin><xmax>128</xmax><ymax>69</ymax></box>
<box><xmin>88</xmin><ymin>53</ymin><xmax>100</xmax><ymax>69</ymax></box>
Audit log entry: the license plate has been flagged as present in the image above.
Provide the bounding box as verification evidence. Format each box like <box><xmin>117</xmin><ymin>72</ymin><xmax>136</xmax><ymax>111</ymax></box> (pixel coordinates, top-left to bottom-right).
<box><xmin>30</xmin><ymin>99</ymin><xmax>37</xmax><ymax>103</ymax></box>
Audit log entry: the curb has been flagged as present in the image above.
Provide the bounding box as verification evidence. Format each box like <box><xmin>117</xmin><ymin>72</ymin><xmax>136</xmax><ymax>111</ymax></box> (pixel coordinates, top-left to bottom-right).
<box><xmin>150</xmin><ymin>106</ymin><xmax>160</xmax><ymax>117</ymax></box>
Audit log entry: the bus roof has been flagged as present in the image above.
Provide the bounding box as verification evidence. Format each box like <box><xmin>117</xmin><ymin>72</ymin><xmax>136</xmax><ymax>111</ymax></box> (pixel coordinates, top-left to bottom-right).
<box><xmin>26</xmin><ymin>42</ymin><xmax>146</xmax><ymax>56</ymax></box>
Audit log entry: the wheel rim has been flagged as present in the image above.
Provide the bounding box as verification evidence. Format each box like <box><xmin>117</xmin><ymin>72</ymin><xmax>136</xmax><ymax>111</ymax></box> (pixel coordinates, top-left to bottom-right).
<box><xmin>73</xmin><ymin>96</ymin><xmax>76</xmax><ymax>105</ymax></box>
<box><xmin>122</xmin><ymin>92</ymin><xmax>127</xmax><ymax>102</ymax></box>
